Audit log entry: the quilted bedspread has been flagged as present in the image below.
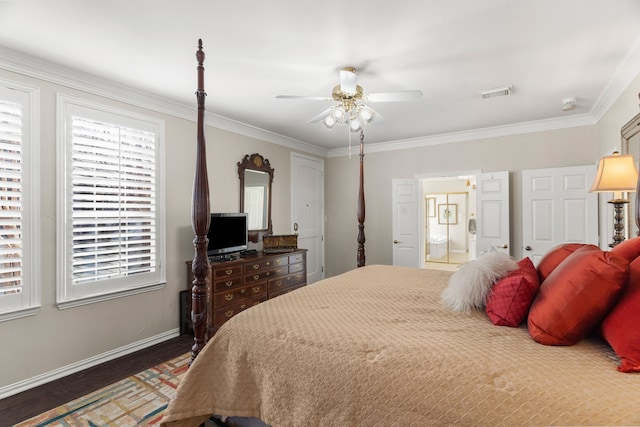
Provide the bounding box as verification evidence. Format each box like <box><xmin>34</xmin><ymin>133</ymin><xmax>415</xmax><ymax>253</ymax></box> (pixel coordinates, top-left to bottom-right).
<box><xmin>161</xmin><ymin>265</ymin><xmax>640</xmax><ymax>427</ymax></box>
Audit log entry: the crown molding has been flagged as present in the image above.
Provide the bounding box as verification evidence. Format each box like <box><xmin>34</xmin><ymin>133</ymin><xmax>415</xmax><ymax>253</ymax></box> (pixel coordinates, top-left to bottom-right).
<box><xmin>591</xmin><ymin>33</ymin><xmax>640</xmax><ymax>121</ymax></box>
<box><xmin>204</xmin><ymin>112</ymin><xmax>328</xmax><ymax>157</ymax></box>
<box><xmin>0</xmin><ymin>45</ymin><xmax>326</xmax><ymax>157</ymax></box>
<box><xmin>2</xmin><ymin>41</ymin><xmax>638</xmax><ymax>160</ymax></box>
<box><xmin>327</xmin><ymin>114</ymin><xmax>597</xmax><ymax>158</ymax></box>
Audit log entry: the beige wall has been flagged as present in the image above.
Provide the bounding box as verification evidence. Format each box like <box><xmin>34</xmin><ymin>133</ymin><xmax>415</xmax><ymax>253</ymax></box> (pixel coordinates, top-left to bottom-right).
<box><xmin>0</xmin><ymin>67</ymin><xmax>299</xmax><ymax>391</ymax></box>
<box><xmin>325</xmin><ymin>72</ymin><xmax>640</xmax><ymax>277</ymax></box>
<box><xmin>1</xmin><ymin>60</ymin><xmax>638</xmax><ymax>394</ymax></box>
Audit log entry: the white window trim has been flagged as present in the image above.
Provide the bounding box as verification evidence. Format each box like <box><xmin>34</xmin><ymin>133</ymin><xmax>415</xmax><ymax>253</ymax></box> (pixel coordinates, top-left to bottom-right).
<box><xmin>56</xmin><ymin>94</ymin><xmax>166</xmax><ymax>309</ymax></box>
<box><xmin>0</xmin><ymin>79</ymin><xmax>41</xmax><ymax>322</ymax></box>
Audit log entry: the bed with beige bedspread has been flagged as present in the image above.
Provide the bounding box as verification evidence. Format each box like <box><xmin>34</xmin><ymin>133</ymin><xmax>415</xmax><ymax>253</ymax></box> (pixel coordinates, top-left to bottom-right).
<box><xmin>161</xmin><ymin>264</ymin><xmax>640</xmax><ymax>427</ymax></box>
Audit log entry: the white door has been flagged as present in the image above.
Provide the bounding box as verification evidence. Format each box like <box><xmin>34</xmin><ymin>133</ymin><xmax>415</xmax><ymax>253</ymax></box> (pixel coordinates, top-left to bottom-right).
<box><xmin>522</xmin><ymin>165</ymin><xmax>597</xmax><ymax>265</ymax></box>
<box><xmin>476</xmin><ymin>171</ymin><xmax>510</xmax><ymax>255</ymax></box>
<box><xmin>392</xmin><ymin>179</ymin><xmax>421</xmax><ymax>267</ymax></box>
<box><xmin>291</xmin><ymin>153</ymin><xmax>324</xmax><ymax>284</ymax></box>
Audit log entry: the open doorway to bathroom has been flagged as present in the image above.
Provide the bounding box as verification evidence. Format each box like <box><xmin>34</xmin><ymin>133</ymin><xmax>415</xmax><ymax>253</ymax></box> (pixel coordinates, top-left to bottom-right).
<box><xmin>422</xmin><ymin>175</ymin><xmax>477</xmax><ymax>271</ymax></box>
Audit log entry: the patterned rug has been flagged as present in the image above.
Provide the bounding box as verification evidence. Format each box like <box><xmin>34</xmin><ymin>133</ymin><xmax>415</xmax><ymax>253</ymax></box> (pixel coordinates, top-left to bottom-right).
<box><xmin>15</xmin><ymin>352</ymin><xmax>190</xmax><ymax>426</ymax></box>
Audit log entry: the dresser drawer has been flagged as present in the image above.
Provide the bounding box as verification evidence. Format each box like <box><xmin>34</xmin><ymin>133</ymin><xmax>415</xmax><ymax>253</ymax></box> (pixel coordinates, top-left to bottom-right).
<box><xmin>243</xmin><ymin>255</ymin><xmax>289</xmax><ymax>273</ymax></box>
<box><xmin>244</xmin><ymin>270</ymin><xmax>273</xmax><ymax>283</ymax></box>
<box><xmin>289</xmin><ymin>252</ymin><xmax>305</xmax><ymax>264</ymax></box>
<box><xmin>213</xmin><ymin>282</ymin><xmax>267</xmax><ymax>309</ymax></box>
<box><xmin>212</xmin><ymin>264</ymin><xmax>243</xmax><ymax>280</ymax></box>
<box><xmin>213</xmin><ymin>296</ymin><xmax>266</xmax><ymax>328</ymax></box>
<box><xmin>289</xmin><ymin>262</ymin><xmax>305</xmax><ymax>274</ymax></box>
<box><xmin>212</xmin><ymin>276</ymin><xmax>244</xmax><ymax>292</ymax></box>
<box><xmin>268</xmin><ymin>272</ymin><xmax>306</xmax><ymax>294</ymax></box>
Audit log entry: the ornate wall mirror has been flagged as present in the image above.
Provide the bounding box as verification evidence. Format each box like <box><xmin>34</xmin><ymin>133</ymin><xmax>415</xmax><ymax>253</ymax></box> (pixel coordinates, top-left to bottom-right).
<box><xmin>238</xmin><ymin>153</ymin><xmax>274</xmax><ymax>243</ymax></box>
<box><xmin>621</xmin><ymin>100</ymin><xmax>640</xmax><ymax>237</ymax></box>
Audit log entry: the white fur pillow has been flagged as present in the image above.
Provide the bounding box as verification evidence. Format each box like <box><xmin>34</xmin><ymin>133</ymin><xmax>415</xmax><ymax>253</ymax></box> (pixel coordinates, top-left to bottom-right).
<box><xmin>442</xmin><ymin>251</ymin><xmax>518</xmax><ymax>312</ymax></box>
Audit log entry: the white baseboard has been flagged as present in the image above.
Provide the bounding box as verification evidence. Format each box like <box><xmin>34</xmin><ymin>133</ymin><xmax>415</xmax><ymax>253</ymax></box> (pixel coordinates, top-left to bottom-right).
<box><xmin>0</xmin><ymin>328</ymin><xmax>181</xmax><ymax>400</ymax></box>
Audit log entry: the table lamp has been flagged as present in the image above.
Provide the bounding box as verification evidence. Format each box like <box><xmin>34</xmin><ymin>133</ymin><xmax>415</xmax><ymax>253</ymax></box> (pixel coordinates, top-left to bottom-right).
<box><xmin>590</xmin><ymin>151</ymin><xmax>639</xmax><ymax>247</ymax></box>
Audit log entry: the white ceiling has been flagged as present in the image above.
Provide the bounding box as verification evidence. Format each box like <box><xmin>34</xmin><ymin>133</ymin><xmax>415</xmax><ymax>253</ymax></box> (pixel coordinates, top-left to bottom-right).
<box><xmin>1</xmin><ymin>1</ymin><xmax>640</xmax><ymax>154</ymax></box>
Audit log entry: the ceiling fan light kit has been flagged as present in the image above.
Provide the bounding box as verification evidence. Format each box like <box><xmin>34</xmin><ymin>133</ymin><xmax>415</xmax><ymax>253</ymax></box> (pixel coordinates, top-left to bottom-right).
<box><xmin>277</xmin><ymin>66</ymin><xmax>423</xmax><ymax>136</ymax></box>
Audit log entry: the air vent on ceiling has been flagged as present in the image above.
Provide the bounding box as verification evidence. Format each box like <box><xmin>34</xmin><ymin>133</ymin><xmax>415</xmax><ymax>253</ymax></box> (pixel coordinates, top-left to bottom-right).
<box><xmin>480</xmin><ymin>85</ymin><xmax>513</xmax><ymax>99</ymax></box>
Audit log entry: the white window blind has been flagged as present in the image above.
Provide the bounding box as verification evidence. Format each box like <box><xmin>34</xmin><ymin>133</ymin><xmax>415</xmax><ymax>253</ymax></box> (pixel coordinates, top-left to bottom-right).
<box><xmin>58</xmin><ymin>97</ymin><xmax>165</xmax><ymax>307</ymax></box>
<box><xmin>0</xmin><ymin>99</ymin><xmax>24</xmax><ymax>297</ymax></box>
<box><xmin>0</xmin><ymin>82</ymin><xmax>40</xmax><ymax>321</ymax></box>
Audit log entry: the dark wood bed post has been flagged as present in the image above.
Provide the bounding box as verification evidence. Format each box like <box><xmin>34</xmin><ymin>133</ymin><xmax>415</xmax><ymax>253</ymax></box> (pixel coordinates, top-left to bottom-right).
<box><xmin>190</xmin><ymin>39</ymin><xmax>211</xmax><ymax>362</ymax></box>
<box><xmin>357</xmin><ymin>130</ymin><xmax>366</xmax><ymax>267</ymax></box>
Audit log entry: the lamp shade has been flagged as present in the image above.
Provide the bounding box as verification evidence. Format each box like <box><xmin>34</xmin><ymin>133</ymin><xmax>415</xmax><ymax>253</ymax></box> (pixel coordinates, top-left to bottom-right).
<box><xmin>590</xmin><ymin>154</ymin><xmax>638</xmax><ymax>193</ymax></box>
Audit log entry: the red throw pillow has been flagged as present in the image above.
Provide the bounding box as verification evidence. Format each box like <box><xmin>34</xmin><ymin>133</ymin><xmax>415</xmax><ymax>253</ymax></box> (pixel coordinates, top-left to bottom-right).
<box><xmin>536</xmin><ymin>243</ymin><xmax>592</xmax><ymax>283</ymax></box>
<box><xmin>611</xmin><ymin>236</ymin><xmax>640</xmax><ymax>263</ymax></box>
<box><xmin>486</xmin><ymin>257</ymin><xmax>540</xmax><ymax>327</ymax></box>
<box><xmin>528</xmin><ymin>246</ymin><xmax>629</xmax><ymax>346</ymax></box>
<box><xmin>600</xmin><ymin>257</ymin><xmax>640</xmax><ymax>372</ymax></box>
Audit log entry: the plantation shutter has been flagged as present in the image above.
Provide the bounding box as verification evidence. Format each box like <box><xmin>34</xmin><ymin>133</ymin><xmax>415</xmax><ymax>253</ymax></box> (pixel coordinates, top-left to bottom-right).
<box><xmin>70</xmin><ymin>116</ymin><xmax>157</xmax><ymax>284</ymax></box>
<box><xmin>0</xmin><ymin>99</ymin><xmax>23</xmax><ymax>297</ymax></box>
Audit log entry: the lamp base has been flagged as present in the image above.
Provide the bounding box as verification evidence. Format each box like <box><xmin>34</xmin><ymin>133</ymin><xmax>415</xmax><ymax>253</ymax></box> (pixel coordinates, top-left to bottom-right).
<box><xmin>608</xmin><ymin>199</ymin><xmax>629</xmax><ymax>248</ymax></box>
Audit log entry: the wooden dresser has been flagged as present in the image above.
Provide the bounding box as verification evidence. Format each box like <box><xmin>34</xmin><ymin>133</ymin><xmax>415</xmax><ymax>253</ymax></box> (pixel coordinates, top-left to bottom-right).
<box><xmin>186</xmin><ymin>249</ymin><xmax>307</xmax><ymax>335</ymax></box>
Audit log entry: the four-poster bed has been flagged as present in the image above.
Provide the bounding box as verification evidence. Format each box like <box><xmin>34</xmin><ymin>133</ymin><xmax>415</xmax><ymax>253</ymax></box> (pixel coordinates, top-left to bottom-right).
<box><xmin>162</xmin><ymin>41</ymin><xmax>640</xmax><ymax>427</ymax></box>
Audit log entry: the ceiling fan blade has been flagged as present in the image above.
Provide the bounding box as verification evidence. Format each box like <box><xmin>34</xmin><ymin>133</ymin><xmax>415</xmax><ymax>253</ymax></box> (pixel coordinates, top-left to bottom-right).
<box><xmin>276</xmin><ymin>95</ymin><xmax>334</xmax><ymax>101</ymax></box>
<box><xmin>339</xmin><ymin>67</ymin><xmax>358</xmax><ymax>94</ymax></box>
<box><xmin>308</xmin><ymin>106</ymin><xmax>336</xmax><ymax>123</ymax></box>
<box><xmin>366</xmin><ymin>90</ymin><xmax>423</xmax><ymax>102</ymax></box>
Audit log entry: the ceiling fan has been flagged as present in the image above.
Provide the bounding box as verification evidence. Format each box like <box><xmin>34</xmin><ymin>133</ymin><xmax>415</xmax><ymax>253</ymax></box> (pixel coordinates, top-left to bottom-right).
<box><xmin>276</xmin><ymin>66</ymin><xmax>423</xmax><ymax>133</ymax></box>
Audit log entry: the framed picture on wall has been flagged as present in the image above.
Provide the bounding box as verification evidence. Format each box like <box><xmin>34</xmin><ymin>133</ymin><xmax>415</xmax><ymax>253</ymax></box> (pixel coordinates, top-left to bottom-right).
<box><xmin>438</xmin><ymin>203</ymin><xmax>457</xmax><ymax>225</ymax></box>
<box><xmin>426</xmin><ymin>197</ymin><xmax>436</xmax><ymax>217</ymax></box>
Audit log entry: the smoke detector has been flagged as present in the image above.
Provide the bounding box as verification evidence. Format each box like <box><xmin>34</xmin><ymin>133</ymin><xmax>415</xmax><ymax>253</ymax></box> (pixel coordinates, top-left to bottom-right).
<box><xmin>562</xmin><ymin>97</ymin><xmax>577</xmax><ymax>111</ymax></box>
<box><xmin>480</xmin><ymin>85</ymin><xmax>513</xmax><ymax>99</ymax></box>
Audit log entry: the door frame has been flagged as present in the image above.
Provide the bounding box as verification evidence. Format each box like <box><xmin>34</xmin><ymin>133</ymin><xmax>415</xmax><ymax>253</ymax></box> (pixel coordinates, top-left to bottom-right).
<box><xmin>290</xmin><ymin>152</ymin><xmax>325</xmax><ymax>283</ymax></box>
<box><xmin>416</xmin><ymin>170</ymin><xmax>482</xmax><ymax>265</ymax></box>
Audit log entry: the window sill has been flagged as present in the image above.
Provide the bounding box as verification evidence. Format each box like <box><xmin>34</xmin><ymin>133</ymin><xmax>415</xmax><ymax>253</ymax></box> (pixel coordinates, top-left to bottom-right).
<box><xmin>56</xmin><ymin>282</ymin><xmax>166</xmax><ymax>310</ymax></box>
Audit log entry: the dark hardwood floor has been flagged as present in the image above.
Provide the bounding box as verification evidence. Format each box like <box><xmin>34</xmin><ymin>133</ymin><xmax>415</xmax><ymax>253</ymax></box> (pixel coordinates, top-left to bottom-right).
<box><xmin>0</xmin><ymin>334</ymin><xmax>193</xmax><ymax>426</ymax></box>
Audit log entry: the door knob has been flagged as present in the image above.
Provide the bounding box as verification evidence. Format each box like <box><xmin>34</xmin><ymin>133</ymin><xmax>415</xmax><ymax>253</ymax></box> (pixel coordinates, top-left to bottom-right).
<box><xmin>499</xmin><ymin>244</ymin><xmax>508</xmax><ymax>249</ymax></box>
<box><xmin>525</xmin><ymin>245</ymin><xmax>532</xmax><ymax>251</ymax></box>
<box><xmin>393</xmin><ymin>240</ymin><xmax>399</xmax><ymax>244</ymax></box>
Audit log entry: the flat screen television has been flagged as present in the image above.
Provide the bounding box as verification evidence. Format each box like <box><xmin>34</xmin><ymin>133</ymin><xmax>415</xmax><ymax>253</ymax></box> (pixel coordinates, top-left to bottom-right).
<box><xmin>207</xmin><ymin>213</ymin><xmax>248</xmax><ymax>257</ymax></box>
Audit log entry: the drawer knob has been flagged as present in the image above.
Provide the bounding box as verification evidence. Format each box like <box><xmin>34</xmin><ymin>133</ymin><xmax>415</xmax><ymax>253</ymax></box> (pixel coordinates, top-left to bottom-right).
<box><xmin>253</xmin><ymin>274</ymin><xmax>260</xmax><ymax>280</ymax></box>
<box><xmin>240</xmin><ymin>304</ymin><xmax>246</xmax><ymax>309</ymax></box>
<box><xmin>275</xmin><ymin>259</ymin><xmax>282</xmax><ymax>265</ymax></box>
<box><xmin>252</xmin><ymin>287</ymin><xmax>260</xmax><ymax>293</ymax></box>
<box><xmin>225</xmin><ymin>269</ymin><xmax>233</xmax><ymax>275</ymax></box>
<box><xmin>276</xmin><ymin>280</ymin><xmax>282</xmax><ymax>287</ymax></box>
<box><xmin>252</xmin><ymin>264</ymin><xmax>259</xmax><ymax>270</ymax></box>
<box><xmin>225</xmin><ymin>281</ymin><xmax>233</xmax><ymax>287</ymax></box>
<box><xmin>266</xmin><ymin>261</ymin><xmax>271</xmax><ymax>266</ymax></box>
<box><xmin>224</xmin><ymin>293</ymin><xmax>233</xmax><ymax>301</ymax></box>
<box><xmin>240</xmin><ymin>288</ymin><xmax>246</xmax><ymax>294</ymax></box>
<box><xmin>296</xmin><ymin>275</ymin><xmax>302</xmax><ymax>280</ymax></box>
<box><xmin>225</xmin><ymin>310</ymin><xmax>234</xmax><ymax>318</ymax></box>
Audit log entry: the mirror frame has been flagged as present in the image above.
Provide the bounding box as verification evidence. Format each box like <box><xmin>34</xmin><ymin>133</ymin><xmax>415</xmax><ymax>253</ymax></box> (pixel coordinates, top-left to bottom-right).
<box><xmin>238</xmin><ymin>153</ymin><xmax>274</xmax><ymax>243</ymax></box>
<box><xmin>621</xmin><ymin>104</ymin><xmax>640</xmax><ymax>236</ymax></box>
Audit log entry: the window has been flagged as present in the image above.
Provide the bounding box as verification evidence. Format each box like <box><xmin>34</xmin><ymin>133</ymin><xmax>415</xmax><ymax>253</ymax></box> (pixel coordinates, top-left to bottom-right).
<box><xmin>57</xmin><ymin>96</ymin><xmax>165</xmax><ymax>308</ymax></box>
<box><xmin>0</xmin><ymin>81</ymin><xmax>40</xmax><ymax>322</ymax></box>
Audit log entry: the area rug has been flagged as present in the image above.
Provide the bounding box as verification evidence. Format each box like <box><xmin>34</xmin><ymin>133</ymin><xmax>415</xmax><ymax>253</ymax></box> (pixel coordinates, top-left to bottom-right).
<box><xmin>15</xmin><ymin>352</ymin><xmax>190</xmax><ymax>426</ymax></box>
